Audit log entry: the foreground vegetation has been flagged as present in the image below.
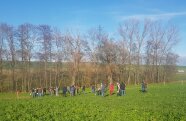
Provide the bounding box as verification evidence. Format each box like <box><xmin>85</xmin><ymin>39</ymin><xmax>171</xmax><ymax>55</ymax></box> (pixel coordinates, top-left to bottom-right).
<box><xmin>0</xmin><ymin>82</ymin><xmax>185</xmax><ymax>121</ymax></box>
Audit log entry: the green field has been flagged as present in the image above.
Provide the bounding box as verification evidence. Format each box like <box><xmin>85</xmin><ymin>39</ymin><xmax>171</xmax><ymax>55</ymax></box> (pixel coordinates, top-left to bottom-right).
<box><xmin>0</xmin><ymin>82</ymin><xmax>186</xmax><ymax>121</ymax></box>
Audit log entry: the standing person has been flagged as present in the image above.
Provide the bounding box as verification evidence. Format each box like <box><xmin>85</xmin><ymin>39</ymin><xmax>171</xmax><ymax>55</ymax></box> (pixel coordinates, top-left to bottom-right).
<box><xmin>96</xmin><ymin>84</ymin><xmax>101</xmax><ymax>95</ymax></box>
<box><xmin>141</xmin><ymin>81</ymin><xmax>145</xmax><ymax>92</ymax></box>
<box><xmin>32</xmin><ymin>88</ymin><xmax>35</xmax><ymax>98</ymax></box>
<box><xmin>91</xmin><ymin>85</ymin><xmax>95</xmax><ymax>93</ymax></box>
<box><xmin>82</xmin><ymin>85</ymin><xmax>85</xmax><ymax>94</ymax></box>
<box><xmin>62</xmin><ymin>86</ymin><xmax>67</xmax><ymax>97</ymax></box>
<box><xmin>36</xmin><ymin>88</ymin><xmax>39</xmax><ymax>97</ymax></box>
<box><xmin>70</xmin><ymin>85</ymin><xmax>73</xmax><ymax>96</ymax></box>
<box><xmin>101</xmin><ymin>82</ymin><xmax>105</xmax><ymax>97</ymax></box>
<box><xmin>120</xmin><ymin>82</ymin><xmax>126</xmax><ymax>96</ymax></box>
<box><xmin>41</xmin><ymin>87</ymin><xmax>44</xmax><ymax>96</ymax></box>
<box><xmin>55</xmin><ymin>86</ymin><xmax>59</xmax><ymax>96</ymax></box>
<box><xmin>34</xmin><ymin>88</ymin><xmax>37</xmax><ymax>97</ymax></box>
<box><xmin>73</xmin><ymin>85</ymin><xmax>76</xmax><ymax>96</ymax></box>
<box><xmin>70</xmin><ymin>85</ymin><xmax>75</xmax><ymax>96</ymax></box>
<box><xmin>117</xmin><ymin>82</ymin><xmax>121</xmax><ymax>96</ymax></box>
<box><xmin>67</xmin><ymin>86</ymin><xmax>70</xmax><ymax>94</ymax></box>
<box><xmin>109</xmin><ymin>82</ymin><xmax>114</xmax><ymax>95</ymax></box>
<box><xmin>38</xmin><ymin>87</ymin><xmax>42</xmax><ymax>97</ymax></box>
<box><xmin>43</xmin><ymin>87</ymin><xmax>46</xmax><ymax>96</ymax></box>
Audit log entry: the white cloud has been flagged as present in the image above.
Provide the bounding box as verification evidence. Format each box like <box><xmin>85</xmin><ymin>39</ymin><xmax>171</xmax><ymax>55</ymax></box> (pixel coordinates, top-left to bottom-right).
<box><xmin>119</xmin><ymin>12</ymin><xmax>186</xmax><ymax>21</ymax></box>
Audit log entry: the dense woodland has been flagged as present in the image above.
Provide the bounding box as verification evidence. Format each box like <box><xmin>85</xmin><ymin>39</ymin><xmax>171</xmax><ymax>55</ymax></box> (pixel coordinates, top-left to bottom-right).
<box><xmin>0</xmin><ymin>19</ymin><xmax>179</xmax><ymax>92</ymax></box>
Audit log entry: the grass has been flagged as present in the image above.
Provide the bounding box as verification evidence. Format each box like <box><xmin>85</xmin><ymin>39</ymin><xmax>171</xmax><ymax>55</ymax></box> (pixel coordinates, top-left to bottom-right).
<box><xmin>0</xmin><ymin>82</ymin><xmax>186</xmax><ymax>121</ymax></box>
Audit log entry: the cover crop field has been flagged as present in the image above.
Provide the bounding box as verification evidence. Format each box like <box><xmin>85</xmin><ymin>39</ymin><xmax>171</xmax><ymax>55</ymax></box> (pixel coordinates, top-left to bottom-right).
<box><xmin>0</xmin><ymin>82</ymin><xmax>186</xmax><ymax>121</ymax></box>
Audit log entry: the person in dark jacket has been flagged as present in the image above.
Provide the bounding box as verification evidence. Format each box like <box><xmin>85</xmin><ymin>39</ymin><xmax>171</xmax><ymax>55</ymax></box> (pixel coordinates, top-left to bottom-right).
<box><xmin>43</xmin><ymin>87</ymin><xmax>46</xmax><ymax>96</ymax></box>
<box><xmin>32</xmin><ymin>88</ymin><xmax>35</xmax><ymax>98</ymax></box>
<box><xmin>73</xmin><ymin>86</ymin><xmax>76</xmax><ymax>96</ymax></box>
<box><xmin>141</xmin><ymin>80</ymin><xmax>147</xmax><ymax>92</ymax></box>
<box><xmin>120</xmin><ymin>82</ymin><xmax>126</xmax><ymax>96</ymax></box>
<box><xmin>82</xmin><ymin>85</ymin><xmax>85</xmax><ymax>94</ymax></box>
<box><xmin>63</xmin><ymin>86</ymin><xmax>67</xmax><ymax>97</ymax></box>
<box><xmin>141</xmin><ymin>81</ymin><xmax>145</xmax><ymax>92</ymax></box>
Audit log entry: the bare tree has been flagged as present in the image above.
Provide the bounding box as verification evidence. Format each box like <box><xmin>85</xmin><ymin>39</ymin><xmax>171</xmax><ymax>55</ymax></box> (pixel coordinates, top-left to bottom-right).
<box><xmin>53</xmin><ymin>27</ymin><xmax>64</xmax><ymax>87</ymax></box>
<box><xmin>96</xmin><ymin>27</ymin><xmax>118</xmax><ymax>83</ymax></box>
<box><xmin>116</xmin><ymin>39</ymin><xmax>128</xmax><ymax>83</ymax></box>
<box><xmin>0</xmin><ymin>24</ymin><xmax>6</xmax><ymax>74</ymax></box>
<box><xmin>16</xmin><ymin>23</ymin><xmax>36</xmax><ymax>91</ymax></box>
<box><xmin>0</xmin><ymin>23</ymin><xmax>8</xmax><ymax>91</ymax></box>
<box><xmin>145</xmin><ymin>21</ymin><xmax>179</xmax><ymax>83</ymax></box>
<box><xmin>88</xmin><ymin>26</ymin><xmax>107</xmax><ymax>84</ymax></box>
<box><xmin>163</xmin><ymin>52</ymin><xmax>179</xmax><ymax>83</ymax></box>
<box><xmin>37</xmin><ymin>25</ymin><xmax>53</xmax><ymax>88</ymax></box>
<box><xmin>133</xmin><ymin>19</ymin><xmax>150</xmax><ymax>84</ymax></box>
<box><xmin>118</xmin><ymin>19</ymin><xmax>138</xmax><ymax>84</ymax></box>
<box><xmin>3</xmin><ymin>24</ymin><xmax>17</xmax><ymax>91</ymax></box>
<box><xmin>63</xmin><ymin>30</ymin><xmax>89</xmax><ymax>85</ymax></box>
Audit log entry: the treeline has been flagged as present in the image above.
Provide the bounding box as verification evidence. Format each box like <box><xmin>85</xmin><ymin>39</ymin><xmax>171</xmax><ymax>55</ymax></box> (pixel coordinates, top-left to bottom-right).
<box><xmin>0</xmin><ymin>19</ymin><xmax>179</xmax><ymax>92</ymax></box>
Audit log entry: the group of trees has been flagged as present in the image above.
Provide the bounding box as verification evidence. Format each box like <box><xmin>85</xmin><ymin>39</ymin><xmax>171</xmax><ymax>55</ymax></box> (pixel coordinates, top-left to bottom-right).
<box><xmin>0</xmin><ymin>19</ymin><xmax>179</xmax><ymax>92</ymax></box>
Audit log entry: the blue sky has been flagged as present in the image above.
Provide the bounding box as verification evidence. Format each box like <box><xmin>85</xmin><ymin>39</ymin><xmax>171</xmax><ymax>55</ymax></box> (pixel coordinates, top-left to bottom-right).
<box><xmin>0</xmin><ymin>0</ymin><xmax>186</xmax><ymax>65</ymax></box>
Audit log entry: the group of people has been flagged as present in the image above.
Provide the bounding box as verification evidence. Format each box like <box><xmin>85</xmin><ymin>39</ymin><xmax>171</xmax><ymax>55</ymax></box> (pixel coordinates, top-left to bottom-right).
<box><xmin>31</xmin><ymin>87</ymin><xmax>58</xmax><ymax>98</ymax></box>
<box><xmin>92</xmin><ymin>81</ymin><xmax>126</xmax><ymax>97</ymax></box>
<box><xmin>62</xmin><ymin>85</ymin><xmax>86</xmax><ymax>97</ymax></box>
<box><xmin>30</xmin><ymin>81</ymin><xmax>147</xmax><ymax>98</ymax></box>
<box><xmin>31</xmin><ymin>87</ymin><xmax>46</xmax><ymax>97</ymax></box>
<box><xmin>94</xmin><ymin>82</ymin><xmax>106</xmax><ymax>96</ymax></box>
<box><xmin>116</xmin><ymin>82</ymin><xmax>126</xmax><ymax>96</ymax></box>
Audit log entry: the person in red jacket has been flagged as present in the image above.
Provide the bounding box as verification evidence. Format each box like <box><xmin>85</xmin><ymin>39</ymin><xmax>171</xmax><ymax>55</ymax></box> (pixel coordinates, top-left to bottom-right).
<box><xmin>109</xmin><ymin>82</ymin><xmax>114</xmax><ymax>95</ymax></box>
